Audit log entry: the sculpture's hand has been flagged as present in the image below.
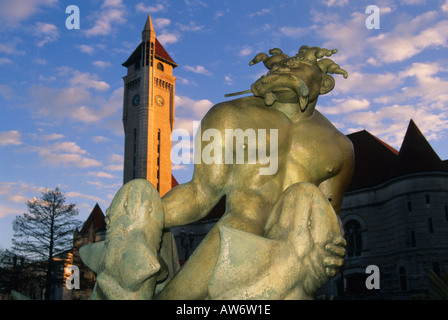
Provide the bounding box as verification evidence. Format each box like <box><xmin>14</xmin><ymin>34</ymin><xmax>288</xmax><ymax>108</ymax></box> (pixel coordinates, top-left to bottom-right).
<box><xmin>323</xmin><ymin>236</ymin><xmax>346</xmax><ymax>278</ymax></box>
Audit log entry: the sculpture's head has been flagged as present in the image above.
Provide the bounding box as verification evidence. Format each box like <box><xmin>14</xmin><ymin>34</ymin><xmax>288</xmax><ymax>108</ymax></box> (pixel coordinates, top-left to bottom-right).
<box><xmin>79</xmin><ymin>179</ymin><xmax>167</xmax><ymax>299</ymax></box>
<box><xmin>250</xmin><ymin>45</ymin><xmax>348</xmax><ymax>111</ymax></box>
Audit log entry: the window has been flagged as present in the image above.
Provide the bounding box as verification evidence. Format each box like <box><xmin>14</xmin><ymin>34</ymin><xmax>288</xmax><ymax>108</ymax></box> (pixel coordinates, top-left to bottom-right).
<box><xmin>399</xmin><ymin>267</ymin><xmax>407</xmax><ymax>291</ymax></box>
<box><xmin>433</xmin><ymin>262</ymin><xmax>440</xmax><ymax>276</ymax></box>
<box><xmin>425</xmin><ymin>194</ymin><xmax>431</xmax><ymax>207</ymax></box>
<box><xmin>157</xmin><ymin>62</ymin><xmax>164</xmax><ymax>71</ymax></box>
<box><xmin>344</xmin><ymin>220</ymin><xmax>362</xmax><ymax>257</ymax></box>
<box><xmin>445</xmin><ymin>206</ymin><xmax>448</xmax><ymax>222</ymax></box>
<box><xmin>410</xmin><ymin>231</ymin><xmax>416</xmax><ymax>247</ymax></box>
<box><xmin>407</xmin><ymin>201</ymin><xmax>412</xmax><ymax>212</ymax></box>
<box><xmin>156</xmin><ymin>129</ymin><xmax>161</xmax><ymax>192</ymax></box>
<box><xmin>428</xmin><ymin>217</ymin><xmax>434</xmax><ymax>233</ymax></box>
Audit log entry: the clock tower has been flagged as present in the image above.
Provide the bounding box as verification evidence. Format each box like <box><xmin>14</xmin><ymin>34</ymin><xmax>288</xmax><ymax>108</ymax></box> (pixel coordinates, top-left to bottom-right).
<box><xmin>122</xmin><ymin>13</ymin><xmax>178</xmax><ymax>196</ymax></box>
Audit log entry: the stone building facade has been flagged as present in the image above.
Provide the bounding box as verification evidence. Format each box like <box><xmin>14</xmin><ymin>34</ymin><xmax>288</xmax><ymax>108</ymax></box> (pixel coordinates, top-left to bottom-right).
<box><xmin>318</xmin><ymin>120</ymin><xmax>448</xmax><ymax>299</ymax></box>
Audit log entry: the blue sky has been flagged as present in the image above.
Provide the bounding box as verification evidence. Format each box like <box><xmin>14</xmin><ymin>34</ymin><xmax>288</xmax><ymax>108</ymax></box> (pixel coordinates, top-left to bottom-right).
<box><xmin>1</xmin><ymin>0</ymin><xmax>448</xmax><ymax>250</ymax></box>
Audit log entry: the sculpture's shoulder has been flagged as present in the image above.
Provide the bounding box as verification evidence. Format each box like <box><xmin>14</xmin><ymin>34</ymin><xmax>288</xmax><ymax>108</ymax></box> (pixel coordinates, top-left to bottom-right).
<box><xmin>202</xmin><ymin>96</ymin><xmax>286</xmax><ymax>130</ymax></box>
<box><xmin>314</xmin><ymin>110</ymin><xmax>354</xmax><ymax>152</ymax></box>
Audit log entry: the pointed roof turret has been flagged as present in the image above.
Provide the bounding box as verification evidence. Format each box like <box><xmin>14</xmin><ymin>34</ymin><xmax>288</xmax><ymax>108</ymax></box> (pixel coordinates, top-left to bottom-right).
<box><xmin>123</xmin><ymin>13</ymin><xmax>177</xmax><ymax>68</ymax></box>
<box><xmin>79</xmin><ymin>203</ymin><xmax>106</xmax><ymax>234</ymax></box>
<box><xmin>392</xmin><ymin>119</ymin><xmax>448</xmax><ymax>176</ymax></box>
<box><xmin>142</xmin><ymin>13</ymin><xmax>155</xmax><ymax>40</ymax></box>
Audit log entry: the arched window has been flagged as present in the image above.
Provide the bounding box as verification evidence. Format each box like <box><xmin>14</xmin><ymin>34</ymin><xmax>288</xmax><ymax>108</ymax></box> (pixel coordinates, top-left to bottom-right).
<box><xmin>344</xmin><ymin>220</ymin><xmax>362</xmax><ymax>257</ymax></box>
<box><xmin>157</xmin><ymin>62</ymin><xmax>164</xmax><ymax>71</ymax></box>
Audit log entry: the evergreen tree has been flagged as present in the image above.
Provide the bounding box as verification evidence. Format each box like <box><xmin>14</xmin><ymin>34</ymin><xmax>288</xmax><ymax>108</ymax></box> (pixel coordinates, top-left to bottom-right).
<box><xmin>12</xmin><ymin>188</ymin><xmax>82</xmax><ymax>300</ymax></box>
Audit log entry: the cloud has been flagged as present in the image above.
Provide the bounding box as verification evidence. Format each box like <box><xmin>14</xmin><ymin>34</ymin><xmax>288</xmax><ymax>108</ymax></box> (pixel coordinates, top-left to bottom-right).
<box><xmin>92</xmin><ymin>136</ymin><xmax>111</xmax><ymax>143</ymax></box>
<box><xmin>0</xmin><ymin>0</ymin><xmax>57</xmax><ymax>27</ymax></box>
<box><xmin>0</xmin><ymin>37</ymin><xmax>25</xmax><ymax>55</ymax></box>
<box><xmin>87</xmin><ymin>171</ymin><xmax>115</xmax><ymax>179</ymax></box>
<box><xmin>135</xmin><ymin>2</ymin><xmax>166</xmax><ymax>13</ymax></box>
<box><xmin>157</xmin><ymin>31</ymin><xmax>180</xmax><ymax>45</ymax></box>
<box><xmin>0</xmin><ymin>181</ymin><xmax>46</xmax><ymax>217</ymax></box>
<box><xmin>239</xmin><ymin>46</ymin><xmax>253</xmax><ymax>57</ymax></box>
<box><xmin>33</xmin><ymin>22</ymin><xmax>59</xmax><ymax>47</ymax></box>
<box><xmin>77</xmin><ymin>44</ymin><xmax>95</xmax><ymax>55</ymax></box>
<box><xmin>31</xmin><ymin>141</ymin><xmax>102</xmax><ymax>168</ymax></box>
<box><xmin>155</xmin><ymin>18</ymin><xmax>171</xmax><ymax>29</ymax></box>
<box><xmin>0</xmin><ymin>85</ymin><xmax>13</xmax><ymax>100</ymax></box>
<box><xmin>70</xmin><ymin>88</ymin><xmax>123</xmax><ymax>124</ymax></box>
<box><xmin>368</xmin><ymin>14</ymin><xmax>448</xmax><ymax>64</ymax></box>
<box><xmin>101</xmin><ymin>153</ymin><xmax>123</xmax><ymax>172</ymax></box>
<box><xmin>84</xmin><ymin>0</ymin><xmax>127</xmax><ymax>37</ymax></box>
<box><xmin>443</xmin><ymin>0</ymin><xmax>448</xmax><ymax>11</ymax></box>
<box><xmin>372</xmin><ymin>62</ymin><xmax>448</xmax><ymax>105</ymax></box>
<box><xmin>183</xmin><ymin>65</ymin><xmax>213</xmax><ymax>76</ymax></box>
<box><xmin>319</xmin><ymin>98</ymin><xmax>370</xmax><ymax>115</ymax></box>
<box><xmin>0</xmin><ymin>58</ymin><xmax>13</xmax><ymax>65</ymax></box>
<box><xmin>39</xmin><ymin>133</ymin><xmax>65</xmax><ymax>141</ymax></box>
<box><xmin>248</xmin><ymin>8</ymin><xmax>272</xmax><ymax>18</ymax></box>
<box><xmin>322</xmin><ymin>0</ymin><xmax>349</xmax><ymax>6</ymax></box>
<box><xmin>347</xmin><ymin>104</ymin><xmax>448</xmax><ymax>147</ymax></box>
<box><xmin>65</xmin><ymin>191</ymin><xmax>104</xmax><ymax>203</ymax></box>
<box><xmin>175</xmin><ymin>95</ymin><xmax>213</xmax><ymax>119</ymax></box>
<box><xmin>93</xmin><ymin>60</ymin><xmax>112</xmax><ymax>69</ymax></box>
<box><xmin>33</xmin><ymin>58</ymin><xmax>48</xmax><ymax>65</ymax></box>
<box><xmin>27</xmin><ymin>67</ymin><xmax>122</xmax><ymax>126</ymax></box>
<box><xmin>279</xmin><ymin>26</ymin><xmax>309</xmax><ymax>39</ymax></box>
<box><xmin>177</xmin><ymin>21</ymin><xmax>205</xmax><ymax>32</ymax></box>
<box><xmin>0</xmin><ymin>131</ymin><xmax>22</xmax><ymax>146</ymax></box>
<box><xmin>224</xmin><ymin>74</ymin><xmax>234</xmax><ymax>85</ymax></box>
<box><xmin>334</xmin><ymin>69</ymin><xmax>403</xmax><ymax>95</ymax></box>
<box><xmin>69</xmin><ymin>71</ymin><xmax>110</xmax><ymax>91</ymax></box>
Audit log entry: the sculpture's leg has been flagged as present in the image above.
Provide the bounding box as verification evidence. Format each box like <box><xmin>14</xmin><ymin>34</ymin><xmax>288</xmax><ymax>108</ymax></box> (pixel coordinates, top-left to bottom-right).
<box><xmin>156</xmin><ymin>208</ymin><xmax>269</xmax><ymax>300</ymax></box>
<box><xmin>156</xmin><ymin>224</ymin><xmax>221</xmax><ymax>300</ymax></box>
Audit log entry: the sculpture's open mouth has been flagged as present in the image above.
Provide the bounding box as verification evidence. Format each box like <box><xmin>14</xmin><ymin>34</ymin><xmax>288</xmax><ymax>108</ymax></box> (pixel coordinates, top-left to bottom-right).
<box><xmin>251</xmin><ymin>72</ymin><xmax>309</xmax><ymax>111</ymax></box>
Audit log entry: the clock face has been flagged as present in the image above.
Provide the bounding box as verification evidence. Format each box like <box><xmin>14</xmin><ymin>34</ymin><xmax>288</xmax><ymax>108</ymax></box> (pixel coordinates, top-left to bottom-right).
<box><xmin>132</xmin><ymin>94</ymin><xmax>140</xmax><ymax>106</ymax></box>
<box><xmin>155</xmin><ymin>95</ymin><xmax>165</xmax><ymax>106</ymax></box>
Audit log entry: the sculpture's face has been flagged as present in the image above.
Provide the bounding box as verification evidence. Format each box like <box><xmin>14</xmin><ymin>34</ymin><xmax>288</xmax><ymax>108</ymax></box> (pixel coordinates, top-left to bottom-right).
<box><xmin>251</xmin><ymin>57</ymin><xmax>324</xmax><ymax>110</ymax></box>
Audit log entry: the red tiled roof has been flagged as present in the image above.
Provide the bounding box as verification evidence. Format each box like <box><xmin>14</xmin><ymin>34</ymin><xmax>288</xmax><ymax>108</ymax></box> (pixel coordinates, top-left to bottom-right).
<box><xmin>172</xmin><ymin>174</ymin><xmax>179</xmax><ymax>188</ymax></box>
<box><xmin>155</xmin><ymin>38</ymin><xmax>177</xmax><ymax>67</ymax></box>
<box><xmin>122</xmin><ymin>39</ymin><xmax>177</xmax><ymax>68</ymax></box>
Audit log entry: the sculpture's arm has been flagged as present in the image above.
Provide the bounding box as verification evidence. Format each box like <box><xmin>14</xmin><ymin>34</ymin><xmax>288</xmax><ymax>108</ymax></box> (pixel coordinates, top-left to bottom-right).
<box><xmin>318</xmin><ymin>137</ymin><xmax>355</xmax><ymax>215</ymax></box>
<box><xmin>162</xmin><ymin>104</ymin><xmax>234</xmax><ymax>228</ymax></box>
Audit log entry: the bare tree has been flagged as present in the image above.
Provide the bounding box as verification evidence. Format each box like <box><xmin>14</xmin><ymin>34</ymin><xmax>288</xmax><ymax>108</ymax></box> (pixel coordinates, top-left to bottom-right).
<box><xmin>12</xmin><ymin>188</ymin><xmax>82</xmax><ymax>300</ymax></box>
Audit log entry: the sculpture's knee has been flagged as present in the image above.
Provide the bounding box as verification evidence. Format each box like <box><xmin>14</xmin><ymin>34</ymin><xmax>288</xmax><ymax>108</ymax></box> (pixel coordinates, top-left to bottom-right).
<box><xmin>282</xmin><ymin>182</ymin><xmax>325</xmax><ymax>202</ymax></box>
<box><xmin>264</xmin><ymin>182</ymin><xmax>333</xmax><ymax>241</ymax></box>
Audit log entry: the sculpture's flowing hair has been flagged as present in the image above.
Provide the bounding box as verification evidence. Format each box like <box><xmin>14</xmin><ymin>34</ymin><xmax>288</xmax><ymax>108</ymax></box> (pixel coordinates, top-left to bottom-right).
<box><xmin>250</xmin><ymin>45</ymin><xmax>348</xmax><ymax>79</ymax></box>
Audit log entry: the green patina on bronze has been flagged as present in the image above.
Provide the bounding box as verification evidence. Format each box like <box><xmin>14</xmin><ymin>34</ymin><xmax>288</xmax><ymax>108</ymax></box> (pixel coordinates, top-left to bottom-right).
<box><xmin>80</xmin><ymin>45</ymin><xmax>354</xmax><ymax>300</ymax></box>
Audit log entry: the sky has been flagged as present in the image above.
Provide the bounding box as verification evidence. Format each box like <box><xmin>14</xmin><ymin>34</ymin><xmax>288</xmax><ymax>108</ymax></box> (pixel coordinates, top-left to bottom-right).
<box><xmin>1</xmin><ymin>0</ymin><xmax>448</xmax><ymax>250</ymax></box>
